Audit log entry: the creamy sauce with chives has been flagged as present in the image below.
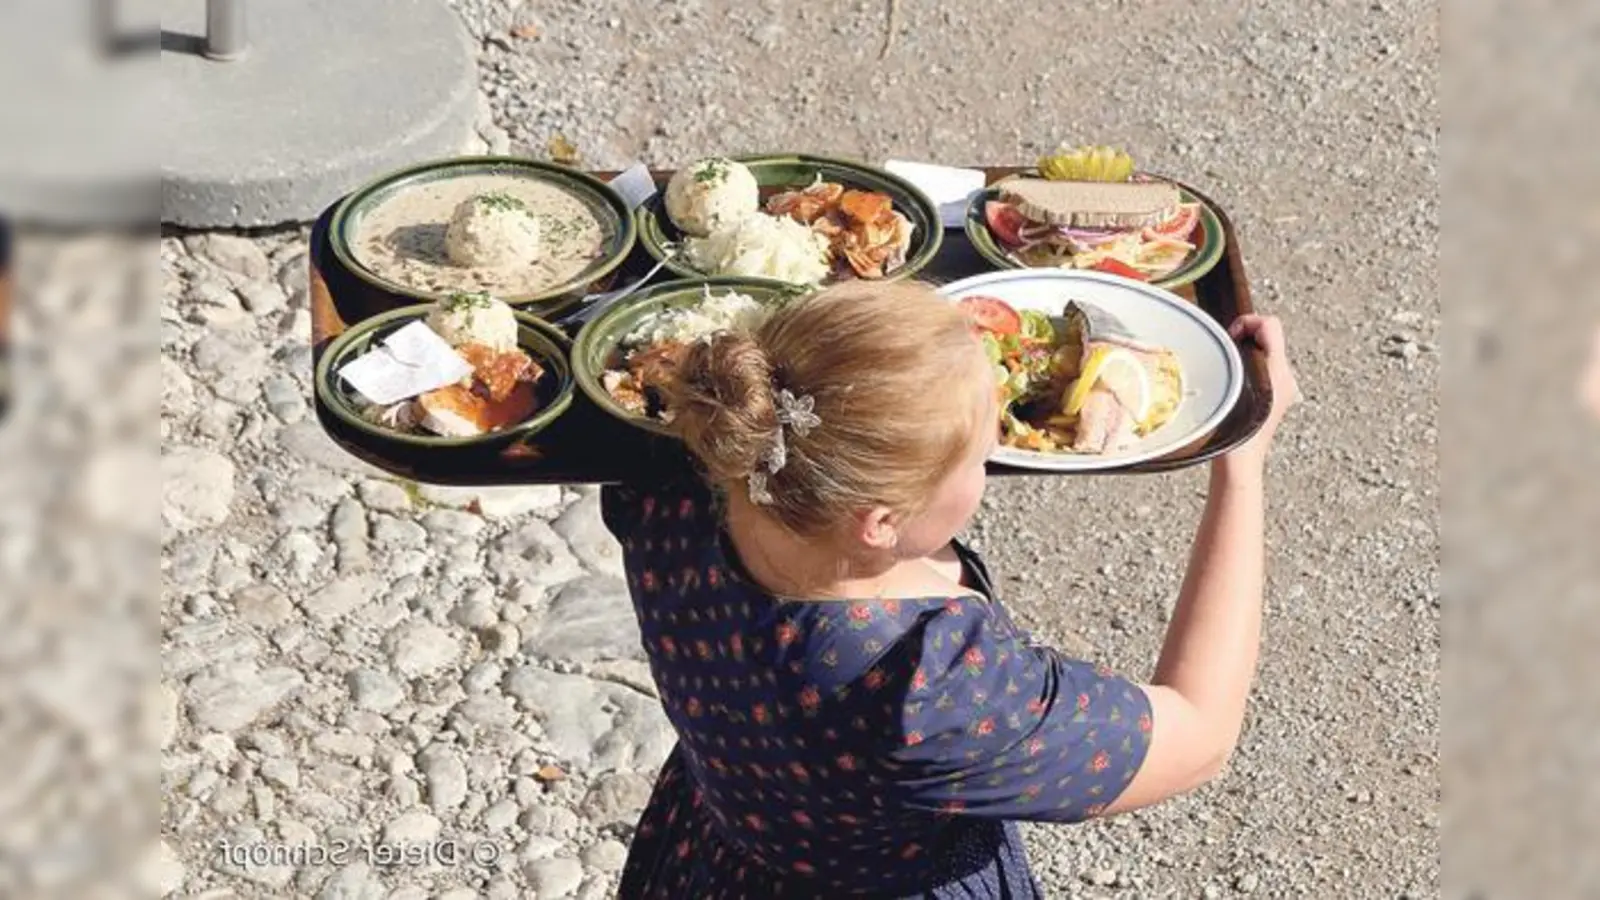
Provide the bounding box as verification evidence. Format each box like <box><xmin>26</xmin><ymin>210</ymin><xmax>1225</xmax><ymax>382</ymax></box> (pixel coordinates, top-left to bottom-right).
<box><xmin>352</xmin><ymin>174</ymin><xmax>610</xmax><ymax>297</ymax></box>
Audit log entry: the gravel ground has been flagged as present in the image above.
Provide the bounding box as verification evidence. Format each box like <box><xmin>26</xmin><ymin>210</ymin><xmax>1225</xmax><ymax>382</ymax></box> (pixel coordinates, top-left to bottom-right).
<box><xmin>149</xmin><ymin>1</ymin><xmax>1436</xmax><ymax>897</ymax></box>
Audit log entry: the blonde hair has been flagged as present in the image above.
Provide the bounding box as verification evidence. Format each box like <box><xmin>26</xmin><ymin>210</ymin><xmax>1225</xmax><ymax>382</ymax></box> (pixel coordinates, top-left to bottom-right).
<box><xmin>667</xmin><ymin>280</ymin><xmax>990</xmax><ymax>537</ymax></box>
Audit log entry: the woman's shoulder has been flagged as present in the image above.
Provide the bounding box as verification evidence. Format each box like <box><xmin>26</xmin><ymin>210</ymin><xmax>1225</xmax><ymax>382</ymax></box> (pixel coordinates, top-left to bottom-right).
<box><xmin>599</xmin><ymin>471</ymin><xmax>719</xmax><ymax>542</ymax></box>
<box><xmin>770</xmin><ymin>591</ymin><xmax>999</xmax><ymax>690</ymax></box>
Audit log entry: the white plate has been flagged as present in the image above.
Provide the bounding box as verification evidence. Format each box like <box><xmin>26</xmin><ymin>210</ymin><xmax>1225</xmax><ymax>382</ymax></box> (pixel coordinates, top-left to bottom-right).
<box><xmin>936</xmin><ymin>269</ymin><xmax>1244</xmax><ymax>472</ymax></box>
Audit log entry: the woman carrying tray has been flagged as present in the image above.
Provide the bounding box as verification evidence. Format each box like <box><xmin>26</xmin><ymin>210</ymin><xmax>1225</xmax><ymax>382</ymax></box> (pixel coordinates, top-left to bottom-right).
<box><xmin>598</xmin><ymin>281</ymin><xmax>1299</xmax><ymax>898</ymax></box>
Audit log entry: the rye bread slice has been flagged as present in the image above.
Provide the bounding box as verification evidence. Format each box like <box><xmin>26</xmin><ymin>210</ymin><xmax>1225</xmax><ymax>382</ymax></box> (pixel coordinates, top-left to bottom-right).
<box><xmin>998</xmin><ymin>178</ymin><xmax>1181</xmax><ymax>229</ymax></box>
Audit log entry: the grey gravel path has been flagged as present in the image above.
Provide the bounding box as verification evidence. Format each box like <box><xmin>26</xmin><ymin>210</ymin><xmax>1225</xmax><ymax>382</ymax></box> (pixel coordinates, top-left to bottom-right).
<box><xmin>148</xmin><ymin>1</ymin><xmax>1437</xmax><ymax>897</ymax></box>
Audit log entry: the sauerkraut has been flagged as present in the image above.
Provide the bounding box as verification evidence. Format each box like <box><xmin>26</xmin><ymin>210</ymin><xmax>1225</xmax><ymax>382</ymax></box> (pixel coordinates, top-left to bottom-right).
<box><xmin>623</xmin><ymin>289</ymin><xmax>773</xmax><ymax>347</ymax></box>
<box><xmin>682</xmin><ymin>214</ymin><xmax>832</xmax><ymax>285</ymax></box>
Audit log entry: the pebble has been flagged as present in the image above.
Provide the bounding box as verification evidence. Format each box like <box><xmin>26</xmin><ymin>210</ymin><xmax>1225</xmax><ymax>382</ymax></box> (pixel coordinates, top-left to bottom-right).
<box><xmin>1087</xmin><ymin>868</ymin><xmax>1119</xmax><ymax>887</ymax></box>
<box><xmin>317</xmin><ymin>861</ymin><xmax>388</xmax><ymax>900</ymax></box>
<box><xmin>275</xmin><ymin>495</ymin><xmax>327</xmax><ymax>530</ymax></box>
<box><xmin>197</xmin><ymin>233</ymin><xmax>272</xmax><ymax>280</ymax></box>
<box><xmin>347</xmin><ymin>668</ymin><xmax>406</xmax><ymax>713</ymax></box>
<box><xmin>275</xmin><ymin>531</ymin><xmax>324</xmax><ymax>583</ymax></box>
<box><xmin>232</xmin><ymin>584</ymin><xmax>295</xmax><ymax>628</ymax></box>
<box><xmin>197</xmin><ymin>733</ymin><xmax>237</xmax><ymax>764</ymax></box>
<box><xmin>505</xmin><ymin>667</ymin><xmax>672</xmax><ymax>771</ymax></box>
<box><xmin>550</xmin><ymin>497</ymin><xmax>621</xmax><ymax>572</ymax></box>
<box><xmin>238</xmin><ymin>280</ymin><xmax>288</xmax><ymax>316</ymax></box>
<box><xmin>423</xmin><ymin>508</ymin><xmax>486</xmax><ymax>540</ymax></box>
<box><xmin>524</xmin><ymin>857</ymin><xmax>585</xmax><ymax>899</ymax></box>
<box><xmin>489</xmin><ymin>521</ymin><xmax>583</xmax><ymax>590</ymax></box>
<box><xmin>259</xmin><ymin>755</ymin><xmax>300</xmax><ymax>784</ymax></box>
<box><xmin>262</xmin><ymin>372</ymin><xmax>305</xmax><ymax>422</ymax></box>
<box><xmin>304</xmin><ymin>575</ymin><xmax>384</xmax><ymax>624</ymax></box>
<box><xmin>581</xmin><ymin>839</ymin><xmax>628</xmax><ymax>873</ymax></box>
<box><xmin>358</xmin><ymin>479</ymin><xmax>413</xmax><ymax>513</ymax></box>
<box><xmin>522</xmin><ymin>575</ymin><xmax>637</xmax><ymax>664</ymax></box>
<box><xmin>1235</xmin><ymin>871</ymin><xmax>1261</xmax><ymax>893</ymax></box>
<box><xmin>373</xmin><ymin>514</ymin><xmax>429</xmax><ymax>551</ymax></box>
<box><xmin>157</xmin><ymin>684</ymin><xmax>181</xmax><ymax>749</ymax></box>
<box><xmin>280</xmin><ymin>421</ymin><xmax>390</xmax><ymax>478</ymax></box>
<box><xmin>418</xmin><ymin>744</ymin><xmax>470</xmax><ymax>812</ymax></box>
<box><xmin>463</xmin><ymin>660</ymin><xmax>504</xmax><ymax>695</ymax></box>
<box><xmin>186</xmin><ymin>664</ymin><xmax>306</xmax><ymax>733</ymax></box>
<box><xmin>312</xmin><ymin>731</ymin><xmax>376</xmax><ymax>761</ymax></box>
<box><xmin>483</xmin><ymin>797</ymin><xmax>521</xmax><ymax>831</ymax></box>
<box><xmin>331</xmin><ymin>498</ymin><xmax>372</xmax><ymax>572</ymax></box>
<box><xmin>383</xmin><ymin>810</ymin><xmax>444</xmax><ymax>845</ymax></box>
<box><xmin>520</xmin><ymin>804</ymin><xmax>580</xmax><ymax>838</ymax></box>
<box><xmin>386</xmin><ymin>622</ymin><xmax>462</xmax><ymax>679</ymax></box>
<box><xmin>520</xmin><ymin>835</ymin><xmax>564</xmax><ymax>861</ymax></box>
<box><xmin>162</xmin><ymin>448</ymin><xmax>237</xmax><ymax>531</ymax></box>
<box><xmin>579</xmin><ymin>771</ymin><xmax>655</xmax><ymax>829</ymax></box>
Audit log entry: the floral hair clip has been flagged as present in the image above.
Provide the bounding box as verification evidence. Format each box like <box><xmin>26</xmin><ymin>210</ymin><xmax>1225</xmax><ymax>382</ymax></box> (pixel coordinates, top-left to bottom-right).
<box><xmin>748</xmin><ymin>389</ymin><xmax>820</xmax><ymax>505</ymax></box>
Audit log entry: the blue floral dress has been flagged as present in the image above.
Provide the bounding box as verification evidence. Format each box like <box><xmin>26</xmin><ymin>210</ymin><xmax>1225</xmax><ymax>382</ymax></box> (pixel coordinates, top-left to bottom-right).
<box><xmin>600</xmin><ymin>475</ymin><xmax>1152</xmax><ymax>899</ymax></box>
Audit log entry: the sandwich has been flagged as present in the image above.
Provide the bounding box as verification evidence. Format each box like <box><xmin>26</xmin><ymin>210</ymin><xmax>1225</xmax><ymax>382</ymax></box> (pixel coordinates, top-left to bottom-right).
<box><xmin>983</xmin><ymin>173</ymin><xmax>1202</xmax><ymax>281</ymax></box>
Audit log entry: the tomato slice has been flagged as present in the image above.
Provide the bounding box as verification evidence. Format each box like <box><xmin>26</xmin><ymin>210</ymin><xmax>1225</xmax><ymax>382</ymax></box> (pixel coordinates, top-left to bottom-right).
<box><xmin>958</xmin><ymin>295</ymin><xmax>1022</xmax><ymax>335</ymax></box>
<box><xmin>1146</xmin><ymin>203</ymin><xmax>1201</xmax><ymax>242</ymax></box>
<box><xmin>984</xmin><ymin>202</ymin><xmax>1029</xmax><ymax>248</ymax></box>
<box><xmin>1090</xmin><ymin>259</ymin><xmax>1150</xmax><ymax>281</ymax></box>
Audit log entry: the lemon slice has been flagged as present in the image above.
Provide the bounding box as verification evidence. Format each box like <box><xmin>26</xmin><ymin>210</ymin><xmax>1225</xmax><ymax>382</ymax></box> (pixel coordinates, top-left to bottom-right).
<box><xmin>1063</xmin><ymin>346</ymin><xmax>1152</xmax><ymax>424</ymax></box>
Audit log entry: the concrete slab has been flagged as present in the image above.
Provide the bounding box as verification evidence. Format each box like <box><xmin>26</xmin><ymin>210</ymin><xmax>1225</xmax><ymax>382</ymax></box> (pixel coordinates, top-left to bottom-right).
<box><xmin>160</xmin><ymin>0</ymin><xmax>479</xmax><ymax>229</ymax></box>
<box><xmin>0</xmin><ymin>2</ymin><xmax>161</xmax><ymax>228</ymax></box>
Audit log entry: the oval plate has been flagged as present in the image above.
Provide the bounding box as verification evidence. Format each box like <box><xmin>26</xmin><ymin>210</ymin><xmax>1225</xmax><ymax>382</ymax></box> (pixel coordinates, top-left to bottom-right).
<box><xmin>964</xmin><ymin>176</ymin><xmax>1226</xmax><ymax>292</ymax></box>
<box><xmin>937</xmin><ymin>269</ymin><xmax>1243</xmax><ymax>472</ymax></box>
<box><xmin>636</xmin><ymin>154</ymin><xmax>942</xmax><ymax>288</ymax></box>
<box><xmin>315</xmin><ymin>305</ymin><xmax>576</xmax><ymax>450</ymax></box>
<box><xmin>328</xmin><ymin>156</ymin><xmax>637</xmax><ymax>316</ymax></box>
<box><xmin>572</xmin><ymin>276</ymin><xmax>811</xmax><ymax>436</ymax></box>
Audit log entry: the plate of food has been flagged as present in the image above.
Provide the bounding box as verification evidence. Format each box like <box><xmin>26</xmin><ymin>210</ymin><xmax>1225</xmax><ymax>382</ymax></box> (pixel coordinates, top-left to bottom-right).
<box><xmin>965</xmin><ymin>146</ymin><xmax>1226</xmax><ymax>291</ymax></box>
<box><xmin>328</xmin><ymin>157</ymin><xmax>637</xmax><ymax>315</ymax></box>
<box><xmin>939</xmin><ymin>268</ymin><xmax>1243</xmax><ymax>471</ymax></box>
<box><xmin>635</xmin><ymin>154</ymin><xmax>942</xmax><ymax>288</ymax></box>
<box><xmin>572</xmin><ymin>277</ymin><xmax>811</xmax><ymax>435</ymax></box>
<box><xmin>315</xmin><ymin>293</ymin><xmax>575</xmax><ymax>448</ymax></box>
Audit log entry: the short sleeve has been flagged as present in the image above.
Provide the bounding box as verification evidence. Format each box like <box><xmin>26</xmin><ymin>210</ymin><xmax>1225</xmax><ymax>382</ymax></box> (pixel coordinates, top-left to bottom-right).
<box><xmin>881</xmin><ymin>598</ymin><xmax>1152</xmax><ymax>823</ymax></box>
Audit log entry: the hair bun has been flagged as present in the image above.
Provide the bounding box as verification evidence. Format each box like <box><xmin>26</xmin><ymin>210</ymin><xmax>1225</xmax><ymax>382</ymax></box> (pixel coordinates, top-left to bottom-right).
<box><xmin>666</xmin><ymin>331</ymin><xmax>777</xmax><ymax>484</ymax></box>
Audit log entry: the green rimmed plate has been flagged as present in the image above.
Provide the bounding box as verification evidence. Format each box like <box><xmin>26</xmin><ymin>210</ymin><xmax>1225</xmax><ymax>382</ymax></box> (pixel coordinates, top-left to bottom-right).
<box><xmin>572</xmin><ymin>277</ymin><xmax>811</xmax><ymax>437</ymax></box>
<box><xmin>635</xmin><ymin>154</ymin><xmax>942</xmax><ymax>288</ymax></box>
<box><xmin>315</xmin><ymin>305</ymin><xmax>575</xmax><ymax>450</ymax></box>
<box><xmin>328</xmin><ymin>156</ymin><xmax>637</xmax><ymax>318</ymax></box>
<box><xmin>963</xmin><ymin>175</ymin><xmax>1226</xmax><ymax>292</ymax></box>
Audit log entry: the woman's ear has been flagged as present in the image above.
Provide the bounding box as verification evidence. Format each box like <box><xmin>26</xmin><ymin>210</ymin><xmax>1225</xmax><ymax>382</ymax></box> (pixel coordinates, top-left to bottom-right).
<box><xmin>856</xmin><ymin>506</ymin><xmax>900</xmax><ymax>552</ymax></box>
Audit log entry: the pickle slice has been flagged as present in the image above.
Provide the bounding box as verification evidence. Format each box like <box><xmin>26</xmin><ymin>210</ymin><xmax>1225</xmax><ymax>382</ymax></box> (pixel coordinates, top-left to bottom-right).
<box><xmin>1037</xmin><ymin>146</ymin><xmax>1137</xmax><ymax>183</ymax></box>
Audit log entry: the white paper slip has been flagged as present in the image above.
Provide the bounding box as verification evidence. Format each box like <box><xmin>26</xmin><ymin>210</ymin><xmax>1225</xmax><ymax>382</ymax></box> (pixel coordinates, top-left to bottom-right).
<box><xmin>609</xmin><ymin>162</ymin><xmax>658</xmax><ymax>210</ymax></box>
<box><xmin>885</xmin><ymin>160</ymin><xmax>987</xmax><ymax>228</ymax></box>
<box><xmin>337</xmin><ymin>321</ymin><xmax>474</xmax><ymax>407</ymax></box>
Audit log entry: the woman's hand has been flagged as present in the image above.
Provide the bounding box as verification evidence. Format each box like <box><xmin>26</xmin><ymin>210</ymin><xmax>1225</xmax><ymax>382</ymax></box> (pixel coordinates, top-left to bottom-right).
<box><xmin>1219</xmin><ymin>314</ymin><xmax>1300</xmax><ymax>475</ymax></box>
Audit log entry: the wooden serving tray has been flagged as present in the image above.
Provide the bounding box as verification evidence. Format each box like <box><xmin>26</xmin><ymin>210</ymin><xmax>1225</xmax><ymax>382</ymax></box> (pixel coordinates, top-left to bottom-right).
<box><xmin>307</xmin><ymin>166</ymin><xmax>1271</xmax><ymax>485</ymax></box>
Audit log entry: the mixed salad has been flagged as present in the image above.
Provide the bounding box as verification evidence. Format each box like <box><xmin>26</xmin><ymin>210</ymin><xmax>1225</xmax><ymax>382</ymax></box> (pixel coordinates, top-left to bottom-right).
<box><xmin>958</xmin><ymin>294</ymin><xmax>1184</xmax><ymax>455</ymax></box>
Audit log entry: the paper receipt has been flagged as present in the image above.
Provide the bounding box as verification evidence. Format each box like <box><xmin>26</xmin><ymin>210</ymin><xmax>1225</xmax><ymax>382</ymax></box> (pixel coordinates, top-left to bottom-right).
<box><xmin>337</xmin><ymin>321</ymin><xmax>473</xmax><ymax>406</ymax></box>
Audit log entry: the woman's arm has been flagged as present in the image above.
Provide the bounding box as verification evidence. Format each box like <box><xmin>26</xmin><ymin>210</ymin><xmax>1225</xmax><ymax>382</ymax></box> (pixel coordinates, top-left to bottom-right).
<box><xmin>1105</xmin><ymin>314</ymin><xmax>1298</xmax><ymax>814</ymax></box>
<box><xmin>1103</xmin><ymin>459</ymin><xmax>1265</xmax><ymax>813</ymax></box>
